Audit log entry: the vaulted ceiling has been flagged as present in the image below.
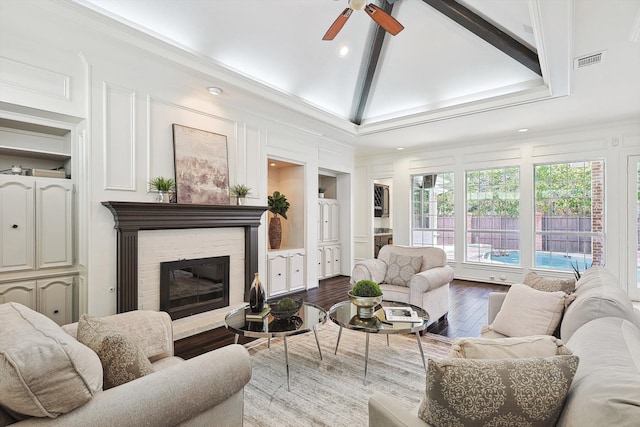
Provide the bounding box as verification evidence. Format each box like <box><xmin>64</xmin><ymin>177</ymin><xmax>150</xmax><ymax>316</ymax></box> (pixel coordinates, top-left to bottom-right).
<box><xmin>71</xmin><ymin>0</ymin><xmax>640</xmax><ymax>152</ymax></box>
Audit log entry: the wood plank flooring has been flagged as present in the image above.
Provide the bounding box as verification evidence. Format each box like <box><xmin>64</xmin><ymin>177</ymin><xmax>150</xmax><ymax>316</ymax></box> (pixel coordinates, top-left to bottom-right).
<box><xmin>174</xmin><ymin>276</ymin><xmax>506</xmax><ymax>359</ymax></box>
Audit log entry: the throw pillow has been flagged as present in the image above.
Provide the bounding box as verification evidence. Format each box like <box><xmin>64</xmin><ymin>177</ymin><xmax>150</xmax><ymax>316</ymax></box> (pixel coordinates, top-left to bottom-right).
<box><xmin>0</xmin><ymin>302</ymin><xmax>102</xmax><ymax>418</ymax></box>
<box><xmin>77</xmin><ymin>314</ymin><xmax>154</xmax><ymax>390</ymax></box>
<box><xmin>418</xmin><ymin>355</ymin><xmax>580</xmax><ymax>427</ymax></box>
<box><xmin>524</xmin><ymin>272</ymin><xmax>576</xmax><ymax>294</ymax></box>
<box><xmin>384</xmin><ymin>253</ymin><xmax>423</xmax><ymax>286</ymax></box>
<box><xmin>489</xmin><ymin>284</ymin><xmax>569</xmax><ymax>337</ymax></box>
<box><xmin>450</xmin><ymin>335</ymin><xmax>572</xmax><ymax>359</ymax></box>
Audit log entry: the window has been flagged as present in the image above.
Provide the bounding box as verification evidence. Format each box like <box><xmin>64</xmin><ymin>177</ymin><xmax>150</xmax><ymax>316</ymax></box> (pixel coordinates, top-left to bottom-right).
<box><xmin>534</xmin><ymin>161</ymin><xmax>604</xmax><ymax>272</ymax></box>
<box><xmin>411</xmin><ymin>173</ymin><xmax>454</xmax><ymax>259</ymax></box>
<box><xmin>466</xmin><ymin>167</ymin><xmax>520</xmax><ymax>264</ymax></box>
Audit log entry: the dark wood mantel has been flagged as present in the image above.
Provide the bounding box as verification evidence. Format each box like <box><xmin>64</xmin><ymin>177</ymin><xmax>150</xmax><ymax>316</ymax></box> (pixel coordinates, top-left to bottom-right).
<box><xmin>102</xmin><ymin>201</ymin><xmax>268</xmax><ymax>313</ymax></box>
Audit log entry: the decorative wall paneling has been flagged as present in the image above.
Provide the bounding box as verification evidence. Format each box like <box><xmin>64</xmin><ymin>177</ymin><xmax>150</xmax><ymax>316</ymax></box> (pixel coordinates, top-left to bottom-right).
<box><xmin>103</xmin><ymin>83</ymin><xmax>136</xmax><ymax>190</ymax></box>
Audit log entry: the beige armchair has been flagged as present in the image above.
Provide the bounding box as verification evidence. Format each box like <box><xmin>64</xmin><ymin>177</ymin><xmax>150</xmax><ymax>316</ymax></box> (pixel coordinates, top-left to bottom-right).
<box><xmin>351</xmin><ymin>245</ymin><xmax>454</xmax><ymax>323</ymax></box>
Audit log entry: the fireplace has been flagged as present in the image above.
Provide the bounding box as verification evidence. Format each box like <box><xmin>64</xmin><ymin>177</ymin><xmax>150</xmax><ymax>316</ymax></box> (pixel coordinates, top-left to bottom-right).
<box><xmin>160</xmin><ymin>256</ymin><xmax>230</xmax><ymax>320</ymax></box>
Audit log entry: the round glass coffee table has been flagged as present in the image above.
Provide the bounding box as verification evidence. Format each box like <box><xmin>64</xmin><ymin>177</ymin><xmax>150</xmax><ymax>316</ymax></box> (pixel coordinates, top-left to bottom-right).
<box><xmin>328</xmin><ymin>300</ymin><xmax>429</xmax><ymax>382</ymax></box>
<box><xmin>225</xmin><ymin>302</ymin><xmax>326</xmax><ymax>391</ymax></box>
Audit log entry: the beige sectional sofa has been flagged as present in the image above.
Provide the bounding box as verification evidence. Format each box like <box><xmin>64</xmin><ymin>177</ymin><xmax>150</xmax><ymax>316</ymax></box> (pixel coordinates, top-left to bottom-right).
<box><xmin>0</xmin><ymin>303</ymin><xmax>251</xmax><ymax>426</ymax></box>
<box><xmin>368</xmin><ymin>267</ymin><xmax>640</xmax><ymax>426</ymax></box>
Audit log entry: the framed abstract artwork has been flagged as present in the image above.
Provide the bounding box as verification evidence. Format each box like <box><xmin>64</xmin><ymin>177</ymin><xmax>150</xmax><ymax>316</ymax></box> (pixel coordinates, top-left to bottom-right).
<box><xmin>172</xmin><ymin>124</ymin><xmax>229</xmax><ymax>204</ymax></box>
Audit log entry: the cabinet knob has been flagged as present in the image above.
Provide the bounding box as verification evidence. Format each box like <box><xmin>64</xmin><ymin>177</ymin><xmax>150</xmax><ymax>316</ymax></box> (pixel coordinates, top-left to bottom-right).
<box><xmin>53</xmin><ymin>310</ymin><xmax>59</xmax><ymax>314</ymax></box>
<box><xmin>277</xmin><ymin>273</ymin><xmax>282</xmax><ymax>276</ymax></box>
<box><xmin>12</xmin><ymin>224</ymin><xmax>18</xmax><ymax>229</ymax></box>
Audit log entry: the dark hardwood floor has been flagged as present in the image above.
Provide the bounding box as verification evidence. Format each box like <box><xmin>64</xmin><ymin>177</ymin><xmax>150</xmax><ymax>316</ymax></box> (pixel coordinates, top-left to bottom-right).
<box><xmin>174</xmin><ymin>276</ymin><xmax>506</xmax><ymax>359</ymax></box>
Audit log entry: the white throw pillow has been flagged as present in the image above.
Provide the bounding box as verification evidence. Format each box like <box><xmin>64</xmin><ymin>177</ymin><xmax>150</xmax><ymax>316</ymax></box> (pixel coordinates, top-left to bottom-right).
<box><xmin>450</xmin><ymin>335</ymin><xmax>572</xmax><ymax>359</ymax></box>
<box><xmin>490</xmin><ymin>284</ymin><xmax>570</xmax><ymax>337</ymax></box>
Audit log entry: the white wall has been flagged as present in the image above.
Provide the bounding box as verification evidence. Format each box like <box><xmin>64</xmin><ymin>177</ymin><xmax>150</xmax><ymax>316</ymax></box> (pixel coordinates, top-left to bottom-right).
<box><xmin>0</xmin><ymin>0</ymin><xmax>355</xmax><ymax>316</ymax></box>
<box><xmin>355</xmin><ymin>120</ymin><xmax>640</xmax><ymax>292</ymax></box>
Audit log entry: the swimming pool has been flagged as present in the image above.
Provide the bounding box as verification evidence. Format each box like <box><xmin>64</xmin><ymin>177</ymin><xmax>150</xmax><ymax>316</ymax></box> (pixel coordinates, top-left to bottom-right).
<box><xmin>487</xmin><ymin>250</ymin><xmax>592</xmax><ymax>271</ymax></box>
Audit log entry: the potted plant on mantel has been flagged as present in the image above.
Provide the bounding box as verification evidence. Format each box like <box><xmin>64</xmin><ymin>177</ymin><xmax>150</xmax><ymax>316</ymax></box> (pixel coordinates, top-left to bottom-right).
<box><xmin>148</xmin><ymin>176</ymin><xmax>175</xmax><ymax>203</ymax></box>
<box><xmin>267</xmin><ymin>191</ymin><xmax>290</xmax><ymax>250</ymax></box>
<box><xmin>230</xmin><ymin>184</ymin><xmax>252</xmax><ymax>205</ymax></box>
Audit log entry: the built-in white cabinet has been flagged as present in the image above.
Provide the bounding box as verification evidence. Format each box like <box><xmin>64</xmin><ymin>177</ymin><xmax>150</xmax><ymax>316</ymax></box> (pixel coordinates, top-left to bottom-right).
<box><xmin>267</xmin><ymin>249</ymin><xmax>306</xmax><ymax>297</ymax></box>
<box><xmin>0</xmin><ymin>175</ymin><xmax>73</xmax><ymax>272</ymax></box>
<box><xmin>0</xmin><ymin>275</ymin><xmax>74</xmax><ymax>325</ymax></box>
<box><xmin>318</xmin><ymin>198</ymin><xmax>341</xmax><ymax>279</ymax></box>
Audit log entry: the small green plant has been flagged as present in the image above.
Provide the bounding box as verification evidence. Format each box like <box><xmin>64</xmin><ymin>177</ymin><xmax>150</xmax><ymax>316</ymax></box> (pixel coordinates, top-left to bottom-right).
<box><xmin>351</xmin><ymin>280</ymin><xmax>382</xmax><ymax>297</ymax></box>
<box><xmin>318</xmin><ymin>187</ymin><xmax>326</xmax><ymax>194</ymax></box>
<box><xmin>230</xmin><ymin>184</ymin><xmax>251</xmax><ymax>197</ymax></box>
<box><xmin>268</xmin><ymin>191</ymin><xmax>290</xmax><ymax>219</ymax></box>
<box><xmin>571</xmin><ymin>260</ymin><xmax>594</xmax><ymax>280</ymax></box>
<box><xmin>148</xmin><ymin>176</ymin><xmax>175</xmax><ymax>192</ymax></box>
<box><xmin>277</xmin><ymin>297</ymin><xmax>298</xmax><ymax>311</ymax></box>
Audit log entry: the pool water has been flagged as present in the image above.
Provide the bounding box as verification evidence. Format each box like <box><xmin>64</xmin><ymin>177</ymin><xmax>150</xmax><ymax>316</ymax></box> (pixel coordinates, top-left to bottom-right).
<box><xmin>488</xmin><ymin>251</ymin><xmax>591</xmax><ymax>271</ymax></box>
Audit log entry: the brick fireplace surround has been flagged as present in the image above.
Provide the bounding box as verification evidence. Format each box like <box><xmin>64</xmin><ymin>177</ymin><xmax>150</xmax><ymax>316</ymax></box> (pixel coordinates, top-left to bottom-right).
<box><xmin>102</xmin><ymin>202</ymin><xmax>268</xmax><ymax>336</ymax></box>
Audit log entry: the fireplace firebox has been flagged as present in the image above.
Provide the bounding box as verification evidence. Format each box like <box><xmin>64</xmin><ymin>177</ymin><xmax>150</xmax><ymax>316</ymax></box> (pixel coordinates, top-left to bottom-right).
<box><xmin>160</xmin><ymin>256</ymin><xmax>230</xmax><ymax>320</ymax></box>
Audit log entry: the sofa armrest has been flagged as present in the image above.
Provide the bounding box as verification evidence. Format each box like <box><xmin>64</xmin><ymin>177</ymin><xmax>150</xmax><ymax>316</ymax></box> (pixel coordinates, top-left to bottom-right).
<box><xmin>409</xmin><ymin>265</ymin><xmax>454</xmax><ymax>293</ymax></box>
<box><xmin>368</xmin><ymin>392</ymin><xmax>431</xmax><ymax>427</ymax></box>
<box><xmin>351</xmin><ymin>259</ymin><xmax>387</xmax><ymax>284</ymax></box>
<box><xmin>14</xmin><ymin>344</ymin><xmax>251</xmax><ymax>427</ymax></box>
<box><xmin>487</xmin><ymin>292</ymin><xmax>507</xmax><ymax>324</ymax></box>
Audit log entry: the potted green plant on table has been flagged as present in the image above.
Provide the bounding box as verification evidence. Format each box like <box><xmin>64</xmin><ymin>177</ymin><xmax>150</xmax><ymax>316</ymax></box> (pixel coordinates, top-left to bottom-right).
<box><xmin>318</xmin><ymin>187</ymin><xmax>326</xmax><ymax>198</ymax></box>
<box><xmin>348</xmin><ymin>279</ymin><xmax>383</xmax><ymax>319</ymax></box>
<box><xmin>267</xmin><ymin>191</ymin><xmax>290</xmax><ymax>250</ymax></box>
<box><xmin>230</xmin><ymin>184</ymin><xmax>252</xmax><ymax>205</ymax></box>
<box><xmin>148</xmin><ymin>176</ymin><xmax>175</xmax><ymax>203</ymax></box>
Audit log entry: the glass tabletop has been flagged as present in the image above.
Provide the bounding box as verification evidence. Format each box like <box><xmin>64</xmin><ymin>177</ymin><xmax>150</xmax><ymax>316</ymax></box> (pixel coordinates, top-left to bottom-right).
<box><xmin>328</xmin><ymin>300</ymin><xmax>429</xmax><ymax>334</ymax></box>
<box><xmin>225</xmin><ymin>302</ymin><xmax>327</xmax><ymax>338</ymax></box>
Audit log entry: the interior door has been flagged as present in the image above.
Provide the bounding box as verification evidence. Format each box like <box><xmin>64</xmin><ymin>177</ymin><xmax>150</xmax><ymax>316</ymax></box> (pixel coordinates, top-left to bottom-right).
<box><xmin>628</xmin><ymin>155</ymin><xmax>640</xmax><ymax>301</ymax></box>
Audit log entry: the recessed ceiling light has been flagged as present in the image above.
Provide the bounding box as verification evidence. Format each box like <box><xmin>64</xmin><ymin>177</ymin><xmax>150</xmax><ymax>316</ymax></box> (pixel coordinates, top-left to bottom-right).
<box><xmin>269</xmin><ymin>162</ymin><xmax>276</xmax><ymax>167</ymax></box>
<box><xmin>208</xmin><ymin>87</ymin><xmax>223</xmax><ymax>95</ymax></box>
<box><xmin>517</xmin><ymin>128</ymin><xmax>529</xmax><ymax>133</ymax></box>
<box><xmin>397</xmin><ymin>147</ymin><xmax>404</xmax><ymax>150</ymax></box>
<box><xmin>338</xmin><ymin>46</ymin><xmax>349</xmax><ymax>57</ymax></box>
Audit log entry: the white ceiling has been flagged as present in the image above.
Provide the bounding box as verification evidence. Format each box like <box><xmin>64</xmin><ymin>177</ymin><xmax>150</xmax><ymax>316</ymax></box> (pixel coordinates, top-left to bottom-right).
<box><xmin>71</xmin><ymin>0</ymin><xmax>640</xmax><ymax>153</ymax></box>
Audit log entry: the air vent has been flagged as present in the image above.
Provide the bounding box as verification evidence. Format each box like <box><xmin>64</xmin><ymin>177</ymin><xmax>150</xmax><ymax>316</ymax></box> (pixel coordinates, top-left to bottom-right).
<box><xmin>574</xmin><ymin>51</ymin><xmax>606</xmax><ymax>69</ymax></box>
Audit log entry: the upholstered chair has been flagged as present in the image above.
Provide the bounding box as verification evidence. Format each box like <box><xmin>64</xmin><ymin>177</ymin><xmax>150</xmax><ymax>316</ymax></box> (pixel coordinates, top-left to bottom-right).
<box><xmin>351</xmin><ymin>245</ymin><xmax>454</xmax><ymax>323</ymax></box>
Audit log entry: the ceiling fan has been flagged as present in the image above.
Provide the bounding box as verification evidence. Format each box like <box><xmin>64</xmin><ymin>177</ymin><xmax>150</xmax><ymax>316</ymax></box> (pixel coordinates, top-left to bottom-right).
<box><xmin>322</xmin><ymin>0</ymin><xmax>404</xmax><ymax>41</ymax></box>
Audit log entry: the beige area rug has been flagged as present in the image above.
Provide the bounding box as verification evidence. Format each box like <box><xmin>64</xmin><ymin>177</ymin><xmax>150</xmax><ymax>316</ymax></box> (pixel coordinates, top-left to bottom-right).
<box><xmin>243</xmin><ymin>322</ymin><xmax>452</xmax><ymax>427</ymax></box>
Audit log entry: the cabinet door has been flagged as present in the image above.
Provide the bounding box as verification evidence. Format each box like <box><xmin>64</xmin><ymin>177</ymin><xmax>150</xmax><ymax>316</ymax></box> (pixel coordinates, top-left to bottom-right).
<box><xmin>317</xmin><ymin>247</ymin><xmax>325</xmax><ymax>279</ymax></box>
<box><xmin>37</xmin><ymin>276</ymin><xmax>73</xmax><ymax>326</ymax></box>
<box><xmin>268</xmin><ymin>255</ymin><xmax>288</xmax><ymax>296</ymax></box>
<box><xmin>0</xmin><ymin>177</ymin><xmax>35</xmax><ymax>272</ymax></box>
<box><xmin>320</xmin><ymin>201</ymin><xmax>330</xmax><ymax>242</ymax></box>
<box><xmin>332</xmin><ymin>245</ymin><xmax>341</xmax><ymax>276</ymax></box>
<box><xmin>289</xmin><ymin>252</ymin><xmax>305</xmax><ymax>291</ymax></box>
<box><xmin>323</xmin><ymin>247</ymin><xmax>333</xmax><ymax>277</ymax></box>
<box><xmin>36</xmin><ymin>180</ymin><xmax>73</xmax><ymax>269</ymax></box>
<box><xmin>0</xmin><ymin>280</ymin><xmax>37</xmax><ymax>309</ymax></box>
<box><xmin>329</xmin><ymin>201</ymin><xmax>339</xmax><ymax>241</ymax></box>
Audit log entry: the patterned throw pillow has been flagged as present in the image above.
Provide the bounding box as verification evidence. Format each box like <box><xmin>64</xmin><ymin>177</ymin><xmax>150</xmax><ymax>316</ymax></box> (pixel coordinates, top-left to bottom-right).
<box><xmin>418</xmin><ymin>356</ymin><xmax>580</xmax><ymax>427</ymax></box>
<box><xmin>383</xmin><ymin>253</ymin><xmax>423</xmax><ymax>286</ymax></box>
<box><xmin>77</xmin><ymin>314</ymin><xmax>154</xmax><ymax>390</ymax></box>
<box><xmin>524</xmin><ymin>272</ymin><xmax>576</xmax><ymax>294</ymax></box>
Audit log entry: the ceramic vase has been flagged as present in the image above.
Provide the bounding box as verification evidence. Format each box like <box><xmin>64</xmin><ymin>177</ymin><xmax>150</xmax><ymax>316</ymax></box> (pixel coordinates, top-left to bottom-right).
<box><xmin>249</xmin><ymin>272</ymin><xmax>265</xmax><ymax>313</ymax></box>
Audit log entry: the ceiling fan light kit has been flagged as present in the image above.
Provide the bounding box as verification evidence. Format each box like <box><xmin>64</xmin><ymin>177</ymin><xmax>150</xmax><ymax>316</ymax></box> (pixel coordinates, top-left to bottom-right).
<box><xmin>323</xmin><ymin>0</ymin><xmax>404</xmax><ymax>41</ymax></box>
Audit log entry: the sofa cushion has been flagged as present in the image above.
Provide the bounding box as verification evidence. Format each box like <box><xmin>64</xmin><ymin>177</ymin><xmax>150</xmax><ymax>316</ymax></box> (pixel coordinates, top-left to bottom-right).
<box><xmin>418</xmin><ymin>355</ymin><xmax>579</xmax><ymax>427</ymax></box>
<box><xmin>0</xmin><ymin>302</ymin><xmax>103</xmax><ymax>418</ymax></box>
<box><xmin>77</xmin><ymin>314</ymin><xmax>154</xmax><ymax>390</ymax></box>
<box><xmin>384</xmin><ymin>253</ymin><xmax>423</xmax><ymax>286</ymax></box>
<box><xmin>574</xmin><ymin>266</ymin><xmax>618</xmax><ymax>292</ymax></box>
<box><xmin>524</xmin><ymin>272</ymin><xmax>575</xmax><ymax>293</ymax></box>
<box><xmin>560</xmin><ymin>275</ymin><xmax>637</xmax><ymax>341</ymax></box>
<box><xmin>557</xmin><ymin>317</ymin><xmax>640</xmax><ymax>427</ymax></box>
<box><xmin>450</xmin><ymin>335</ymin><xmax>572</xmax><ymax>359</ymax></box>
<box><xmin>489</xmin><ymin>284</ymin><xmax>569</xmax><ymax>337</ymax></box>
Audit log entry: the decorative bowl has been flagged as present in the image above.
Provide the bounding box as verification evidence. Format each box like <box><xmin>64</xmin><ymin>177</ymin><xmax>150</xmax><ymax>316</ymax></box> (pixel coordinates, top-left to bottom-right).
<box><xmin>268</xmin><ymin>298</ymin><xmax>303</xmax><ymax>320</ymax></box>
<box><xmin>348</xmin><ymin>291</ymin><xmax>383</xmax><ymax>319</ymax></box>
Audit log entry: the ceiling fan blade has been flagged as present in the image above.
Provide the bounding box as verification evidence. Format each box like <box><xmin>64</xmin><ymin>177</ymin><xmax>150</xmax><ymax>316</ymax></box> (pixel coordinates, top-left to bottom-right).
<box><xmin>364</xmin><ymin>3</ymin><xmax>404</xmax><ymax>36</ymax></box>
<box><xmin>323</xmin><ymin>8</ymin><xmax>353</xmax><ymax>40</ymax></box>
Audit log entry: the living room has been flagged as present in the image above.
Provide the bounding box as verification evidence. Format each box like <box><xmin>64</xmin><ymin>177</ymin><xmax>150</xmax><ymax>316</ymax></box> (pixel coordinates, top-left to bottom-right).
<box><xmin>1</xmin><ymin>0</ymin><xmax>639</xmax><ymax>425</ymax></box>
